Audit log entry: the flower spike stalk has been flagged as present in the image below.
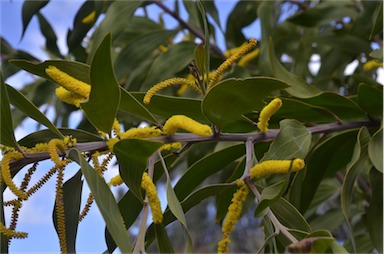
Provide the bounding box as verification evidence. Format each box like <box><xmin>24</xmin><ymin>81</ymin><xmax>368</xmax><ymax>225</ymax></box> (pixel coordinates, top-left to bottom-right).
<box><xmin>257</xmin><ymin>98</ymin><xmax>282</xmax><ymax>132</ymax></box>
<box><xmin>163</xmin><ymin>115</ymin><xmax>212</xmax><ymax>136</ymax></box>
<box><xmin>250</xmin><ymin>159</ymin><xmax>305</xmax><ymax>180</ymax></box>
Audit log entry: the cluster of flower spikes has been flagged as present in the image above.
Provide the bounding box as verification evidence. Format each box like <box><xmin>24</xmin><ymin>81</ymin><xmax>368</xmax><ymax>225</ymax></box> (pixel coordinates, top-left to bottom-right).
<box><xmin>217</xmin><ymin>99</ymin><xmax>306</xmax><ymax>254</ymax></box>
<box><xmin>0</xmin><ymin>136</ymin><xmax>77</xmax><ymax>250</ymax></box>
<box><xmin>143</xmin><ymin>38</ymin><xmax>258</xmax><ymax>104</ymax></box>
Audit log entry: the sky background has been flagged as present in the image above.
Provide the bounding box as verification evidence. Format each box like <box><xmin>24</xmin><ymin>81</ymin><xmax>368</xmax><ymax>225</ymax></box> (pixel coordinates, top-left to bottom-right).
<box><xmin>1</xmin><ymin>0</ymin><xmax>382</xmax><ymax>253</ymax></box>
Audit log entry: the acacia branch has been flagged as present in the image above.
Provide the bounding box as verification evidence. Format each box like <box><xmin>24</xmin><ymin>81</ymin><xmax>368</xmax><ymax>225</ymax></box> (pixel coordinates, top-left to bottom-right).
<box><xmin>9</xmin><ymin>120</ymin><xmax>379</xmax><ymax>173</ymax></box>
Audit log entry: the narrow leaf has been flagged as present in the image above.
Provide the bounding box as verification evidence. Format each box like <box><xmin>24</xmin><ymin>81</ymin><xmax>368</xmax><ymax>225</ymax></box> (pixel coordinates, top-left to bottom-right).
<box><xmin>69</xmin><ymin>149</ymin><xmax>132</xmax><ymax>253</ymax></box>
<box><xmin>36</xmin><ymin>12</ymin><xmax>62</xmax><ymax>58</ymax></box>
<box><xmin>368</xmin><ymin>128</ymin><xmax>383</xmax><ymax>172</ymax></box>
<box><xmin>21</xmin><ymin>0</ymin><xmax>48</xmax><ymax>39</ymax></box>
<box><xmin>154</xmin><ymin>223</ymin><xmax>174</xmax><ymax>253</ymax></box>
<box><xmin>367</xmin><ymin>169</ymin><xmax>383</xmax><ymax>252</ymax></box>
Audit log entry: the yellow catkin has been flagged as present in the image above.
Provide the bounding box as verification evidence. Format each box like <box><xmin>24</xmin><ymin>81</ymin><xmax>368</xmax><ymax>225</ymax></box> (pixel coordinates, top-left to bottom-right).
<box><xmin>45</xmin><ymin>65</ymin><xmax>91</xmax><ymax>98</ymax></box>
<box><xmin>82</xmin><ymin>10</ymin><xmax>96</xmax><ymax>24</ymax></box>
<box><xmin>249</xmin><ymin>159</ymin><xmax>305</xmax><ymax>180</ymax></box>
<box><xmin>0</xmin><ymin>222</ymin><xmax>28</xmax><ymax>239</ymax></box>
<box><xmin>218</xmin><ymin>185</ymin><xmax>249</xmax><ymax>254</ymax></box>
<box><xmin>112</xmin><ymin>118</ymin><xmax>121</xmax><ymax>135</ymax></box>
<box><xmin>160</xmin><ymin>142</ymin><xmax>183</xmax><ymax>151</ymax></box>
<box><xmin>257</xmin><ymin>98</ymin><xmax>282</xmax><ymax>132</ymax></box>
<box><xmin>55</xmin><ymin>87</ymin><xmax>87</xmax><ymax>107</ymax></box>
<box><xmin>238</xmin><ymin>48</ymin><xmax>260</xmax><ymax>67</ymax></box>
<box><xmin>141</xmin><ymin>172</ymin><xmax>163</xmax><ymax>224</ymax></box>
<box><xmin>118</xmin><ymin>126</ymin><xmax>163</xmax><ymax>139</ymax></box>
<box><xmin>79</xmin><ymin>193</ymin><xmax>94</xmax><ymax>222</ymax></box>
<box><xmin>163</xmin><ymin>115</ymin><xmax>212</xmax><ymax>136</ymax></box>
<box><xmin>48</xmin><ymin>139</ymin><xmax>67</xmax><ymax>167</ymax></box>
<box><xmin>143</xmin><ymin>77</ymin><xmax>202</xmax><ymax>104</ymax></box>
<box><xmin>106</xmin><ymin>138</ymin><xmax>119</xmax><ymax>152</ymax></box>
<box><xmin>363</xmin><ymin>60</ymin><xmax>383</xmax><ymax>71</ymax></box>
<box><xmin>63</xmin><ymin>136</ymin><xmax>77</xmax><ymax>147</ymax></box>
<box><xmin>109</xmin><ymin>174</ymin><xmax>124</xmax><ymax>186</ymax></box>
<box><xmin>209</xmin><ymin>38</ymin><xmax>257</xmax><ymax>90</ymax></box>
<box><xmin>0</xmin><ymin>151</ymin><xmax>28</xmax><ymax>200</ymax></box>
<box><xmin>55</xmin><ymin>166</ymin><xmax>67</xmax><ymax>254</ymax></box>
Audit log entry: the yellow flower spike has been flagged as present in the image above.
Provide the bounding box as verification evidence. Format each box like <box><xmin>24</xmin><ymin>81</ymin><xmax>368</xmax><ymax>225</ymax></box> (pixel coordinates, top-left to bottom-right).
<box><xmin>55</xmin><ymin>166</ymin><xmax>67</xmax><ymax>254</ymax></box>
<box><xmin>160</xmin><ymin>142</ymin><xmax>183</xmax><ymax>151</ymax></box>
<box><xmin>45</xmin><ymin>65</ymin><xmax>91</xmax><ymax>98</ymax></box>
<box><xmin>106</xmin><ymin>138</ymin><xmax>119</xmax><ymax>152</ymax></box>
<box><xmin>257</xmin><ymin>98</ymin><xmax>282</xmax><ymax>132</ymax></box>
<box><xmin>209</xmin><ymin>38</ymin><xmax>257</xmax><ymax>90</ymax></box>
<box><xmin>0</xmin><ymin>151</ymin><xmax>28</xmax><ymax>200</ymax></box>
<box><xmin>82</xmin><ymin>10</ymin><xmax>96</xmax><ymax>24</ymax></box>
<box><xmin>163</xmin><ymin>115</ymin><xmax>213</xmax><ymax>136</ymax></box>
<box><xmin>48</xmin><ymin>139</ymin><xmax>67</xmax><ymax>167</ymax></box>
<box><xmin>143</xmin><ymin>77</ymin><xmax>202</xmax><ymax>104</ymax></box>
<box><xmin>109</xmin><ymin>174</ymin><xmax>124</xmax><ymax>187</ymax></box>
<box><xmin>224</xmin><ymin>42</ymin><xmax>248</xmax><ymax>58</ymax></box>
<box><xmin>363</xmin><ymin>60</ymin><xmax>383</xmax><ymax>71</ymax></box>
<box><xmin>118</xmin><ymin>126</ymin><xmax>163</xmax><ymax>139</ymax></box>
<box><xmin>0</xmin><ymin>222</ymin><xmax>28</xmax><ymax>239</ymax></box>
<box><xmin>63</xmin><ymin>136</ymin><xmax>77</xmax><ymax>147</ymax></box>
<box><xmin>218</xmin><ymin>185</ymin><xmax>249</xmax><ymax>254</ymax></box>
<box><xmin>249</xmin><ymin>158</ymin><xmax>305</xmax><ymax>180</ymax></box>
<box><xmin>141</xmin><ymin>172</ymin><xmax>163</xmax><ymax>224</ymax></box>
<box><xmin>238</xmin><ymin>48</ymin><xmax>260</xmax><ymax>67</ymax></box>
<box><xmin>32</xmin><ymin>143</ymin><xmax>49</xmax><ymax>152</ymax></box>
<box><xmin>112</xmin><ymin>118</ymin><xmax>121</xmax><ymax>135</ymax></box>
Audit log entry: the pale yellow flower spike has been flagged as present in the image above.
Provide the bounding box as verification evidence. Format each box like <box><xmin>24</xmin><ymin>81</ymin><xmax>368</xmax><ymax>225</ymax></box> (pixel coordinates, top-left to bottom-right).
<box><xmin>249</xmin><ymin>158</ymin><xmax>305</xmax><ymax>180</ymax></box>
<box><xmin>45</xmin><ymin>65</ymin><xmax>91</xmax><ymax>98</ymax></box>
<box><xmin>238</xmin><ymin>48</ymin><xmax>260</xmax><ymax>67</ymax></box>
<box><xmin>0</xmin><ymin>151</ymin><xmax>28</xmax><ymax>200</ymax></box>
<box><xmin>143</xmin><ymin>77</ymin><xmax>202</xmax><ymax>104</ymax></box>
<box><xmin>55</xmin><ymin>87</ymin><xmax>87</xmax><ymax>107</ymax></box>
<box><xmin>163</xmin><ymin>115</ymin><xmax>213</xmax><ymax>136</ymax></box>
<box><xmin>112</xmin><ymin>118</ymin><xmax>121</xmax><ymax>135</ymax></box>
<box><xmin>118</xmin><ymin>126</ymin><xmax>162</xmax><ymax>139</ymax></box>
<box><xmin>209</xmin><ymin>38</ymin><xmax>257</xmax><ymax>90</ymax></box>
<box><xmin>0</xmin><ymin>221</ymin><xmax>28</xmax><ymax>239</ymax></box>
<box><xmin>106</xmin><ymin>138</ymin><xmax>119</xmax><ymax>152</ymax></box>
<box><xmin>160</xmin><ymin>142</ymin><xmax>183</xmax><ymax>151</ymax></box>
<box><xmin>141</xmin><ymin>172</ymin><xmax>163</xmax><ymax>223</ymax></box>
<box><xmin>257</xmin><ymin>98</ymin><xmax>282</xmax><ymax>132</ymax></box>
<box><xmin>109</xmin><ymin>174</ymin><xmax>124</xmax><ymax>187</ymax></box>
<box><xmin>82</xmin><ymin>11</ymin><xmax>96</xmax><ymax>24</ymax></box>
<box><xmin>363</xmin><ymin>60</ymin><xmax>383</xmax><ymax>71</ymax></box>
<box><xmin>218</xmin><ymin>185</ymin><xmax>249</xmax><ymax>254</ymax></box>
<box><xmin>48</xmin><ymin>139</ymin><xmax>67</xmax><ymax>167</ymax></box>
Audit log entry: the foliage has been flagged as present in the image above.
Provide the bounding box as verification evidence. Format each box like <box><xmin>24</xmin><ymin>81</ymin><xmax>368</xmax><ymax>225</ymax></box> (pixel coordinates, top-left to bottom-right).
<box><xmin>0</xmin><ymin>0</ymin><xmax>382</xmax><ymax>253</ymax></box>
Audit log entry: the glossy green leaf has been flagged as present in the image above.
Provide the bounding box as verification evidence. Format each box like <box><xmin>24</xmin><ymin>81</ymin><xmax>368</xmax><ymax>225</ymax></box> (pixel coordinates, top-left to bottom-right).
<box><xmin>262</xmin><ymin>119</ymin><xmax>311</xmax><ymax>161</ymax></box>
<box><xmin>310</xmin><ymin>208</ymin><xmax>345</xmax><ymax>232</ymax></box>
<box><xmin>255</xmin><ymin>180</ymin><xmax>287</xmax><ymax>217</ymax></box>
<box><xmin>131</xmin><ymin>92</ymin><xmax>207</xmax><ymax>123</ymax></box>
<box><xmin>113</xmin><ymin>139</ymin><xmax>163</xmax><ymax>200</ymax></box>
<box><xmin>144</xmin><ymin>41</ymin><xmax>196</xmax><ymax>89</ymax></box>
<box><xmin>368</xmin><ymin>128</ymin><xmax>383</xmax><ymax>172</ymax></box>
<box><xmin>194</xmin><ymin>43</ymin><xmax>206</xmax><ymax>78</ymax></box>
<box><xmin>174</xmin><ymin>144</ymin><xmax>245</xmax><ymax>201</ymax></box>
<box><xmin>36</xmin><ymin>12</ymin><xmax>62</xmax><ymax>58</ymax></box>
<box><xmin>69</xmin><ymin>149</ymin><xmax>132</xmax><ymax>253</ymax></box>
<box><xmin>0</xmin><ymin>73</ymin><xmax>19</xmax><ymax>149</ymax></box>
<box><xmin>114</xmin><ymin>30</ymin><xmax>178</xmax><ymax>80</ymax></box>
<box><xmin>119</xmin><ymin>88</ymin><xmax>158</xmax><ymax>124</ymax></box>
<box><xmin>367</xmin><ymin>169</ymin><xmax>383</xmax><ymax>252</ymax></box>
<box><xmin>53</xmin><ymin>170</ymin><xmax>82</xmax><ymax>253</ymax></box>
<box><xmin>81</xmin><ymin>34</ymin><xmax>120</xmax><ymax>133</ymax></box>
<box><xmin>21</xmin><ymin>0</ymin><xmax>48</xmax><ymax>39</ymax></box>
<box><xmin>202</xmin><ymin>77</ymin><xmax>289</xmax><ymax>128</ymax></box>
<box><xmin>370</xmin><ymin>2</ymin><xmax>383</xmax><ymax>39</ymax></box>
<box><xmin>357</xmin><ymin>83</ymin><xmax>383</xmax><ymax>118</ymax></box>
<box><xmin>300</xmin><ymin>129</ymin><xmax>358</xmax><ymax>212</ymax></box>
<box><xmin>10</xmin><ymin>59</ymin><xmax>90</xmax><ymax>83</ymax></box>
<box><xmin>154</xmin><ymin>223</ymin><xmax>174</xmax><ymax>253</ymax></box>
<box><xmin>6</xmin><ymin>84</ymin><xmax>63</xmax><ymax>139</ymax></box>
<box><xmin>268</xmin><ymin>39</ymin><xmax>321</xmax><ymax>98</ymax></box>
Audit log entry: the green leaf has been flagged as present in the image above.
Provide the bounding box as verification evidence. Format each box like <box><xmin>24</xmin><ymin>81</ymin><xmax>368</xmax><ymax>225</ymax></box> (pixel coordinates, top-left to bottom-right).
<box><xmin>113</xmin><ymin>139</ymin><xmax>163</xmax><ymax>200</ymax></box>
<box><xmin>314</xmin><ymin>33</ymin><xmax>371</xmax><ymax>54</ymax></box>
<box><xmin>17</xmin><ymin>128</ymin><xmax>102</xmax><ymax>147</ymax></box>
<box><xmin>36</xmin><ymin>12</ymin><xmax>62</xmax><ymax>58</ymax></box>
<box><xmin>255</xmin><ymin>180</ymin><xmax>287</xmax><ymax>217</ymax></box>
<box><xmin>310</xmin><ymin>208</ymin><xmax>345</xmax><ymax>232</ymax></box>
<box><xmin>262</xmin><ymin>119</ymin><xmax>312</xmax><ymax>161</ymax></box>
<box><xmin>194</xmin><ymin>43</ymin><xmax>206</xmax><ymax>78</ymax></box>
<box><xmin>6</xmin><ymin>84</ymin><xmax>63</xmax><ymax>139</ymax></box>
<box><xmin>202</xmin><ymin>77</ymin><xmax>289</xmax><ymax>128</ymax></box>
<box><xmin>368</xmin><ymin>128</ymin><xmax>383</xmax><ymax>172</ymax></box>
<box><xmin>154</xmin><ymin>223</ymin><xmax>174</xmax><ymax>253</ymax></box>
<box><xmin>68</xmin><ymin>149</ymin><xmax>132</xmax><ymax>253</ymax></box>
<box><xmin>0</xmin><ymin>72</ymin><xmax>19</xmax><ymax>149</ymax></box>
<box><xmin>119</xmin><ymin>88</ymin><xmax>158</xmax><ymax>124</ymax></box>
<box><xmin>144</xmin><ymin>41</ymin><xmax>196</xmax><ymax>89</ymax></box>
<box><xmin>367</xmin><ymin>169</ymin><xmax>383</xmax><ymax>252</ymax></box>
<box><xmin>370</xmin><ymin>2</ymin><xmax>383</xmax><ymax>39</ymax></box>
<box><xmin>268</xmin><ymin>39</ymin><xmax>321</xmax><ymax>98</ymax></box>
<box><xmin>201</xmin><ymin>0</ymin><xmax>222</xmax><ymax>31</ymax></box>
<box><xmin>53</xmin><ymin>170</ymin><xmax>83</xmax><ymax>253</ymax></box>
<box><xmin>21</xmin><ymin>0</ymin><xmax>48</xmax><ymax>39</ymax></box>
<box><xmin>131</xmin><ymin>92</ymin><xmax>207</xmax><ymax>123</ymax></box>
<box><xmin>300</xmin><ymin>129</ymin><xmax>358</xmax><ymax>212</ymax></box>
<box><xmin>357</xmin><ymin>83</ymin><xmax>383</xmax><ymax>118</ymax></box>
<box><xmin>330</xmin><ymin>241</ymin><xmax>349</xmax><ymax>254</ymax></box>
<box><xmin>81</xmin><ymin>33</ymin><xmax>120</xmax><ymax>133</ymax></box>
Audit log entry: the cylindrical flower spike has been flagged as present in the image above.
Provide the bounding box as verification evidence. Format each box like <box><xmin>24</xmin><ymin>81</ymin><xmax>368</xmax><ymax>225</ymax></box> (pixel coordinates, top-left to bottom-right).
<box><xmin>48</xmin><ymin>139</ymin><xmax>67</xmax><ymax>167</ymax></box>
<box><xmin>55</xmin><ymin>87</ymin><xmax>87</xmax><ymax>107</ymax></box>
<box><xmin>363</xmin><ymin>60</ymin><xmax>383</xmax><ymax>71</ymax></box>
<box><xmin>163</xmin><ymin>115</ymin><xmax>212</xmax><ymax>136</ymax></box>
<box><xmin>143</xmin><ymin>77</ymin><xmax>202</xmax><ymax>104</ymax></box>
<box><xmin>208</xmin><ymin>38</ymin><xmax>257</xmax><ymax>90</ymax></box>
<box><xmin>257</xmin><ymin>98</ymin><xmax>282</xmax><ymax>132</ymax></box>
<box><xmin>109</xmin><ymin>174</ymin><xmax>124</xmax><ymax>187</ymax></box>
<box><xmin>141</xmin><ymin>172</ymin><xmax>163</xmax><ymax>223</ymax></box>
<box><xmin>249</xmin><ymin>158</ymin><xmax>305</xmax><ymax>180</ymax></box>
<box><xmin>0</xmin><ymin>222</ymin><xmax>28</xmax><ymax>239</ymax></box>
<box><xmin>238</xmin><ymin>48</ymin><xmax>260</xmax><ymax>67</ymax></box>
<box><xmin>45</xmin><ymin>65</ymin><xmax>91</xmax><ymax>98</ymax></box>
<box><xmin>118</xmin><ymin>126</ymin><xmax>162</xmax><ymax>139</ymax></box>
<box><xmin>218</xmin><ymin>185</ymin><xmax>249</xmax><ymax>254</ymax></box>
<box><xmin>0</xmin><ymin>151</ymin><xmax>28</xmax><ymax>200</ymax></box>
